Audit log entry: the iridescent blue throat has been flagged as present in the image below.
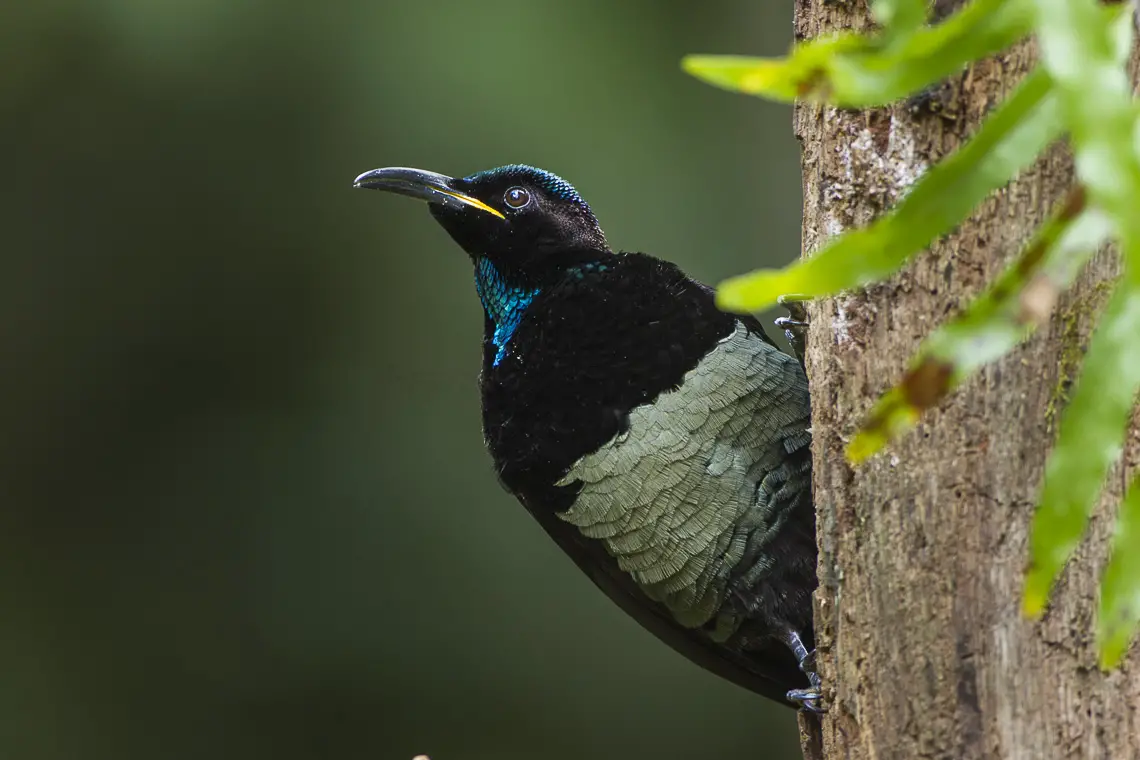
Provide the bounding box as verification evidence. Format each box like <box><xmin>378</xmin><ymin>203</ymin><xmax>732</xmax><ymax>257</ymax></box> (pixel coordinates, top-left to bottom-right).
<box><xmin>474</xmin><ymin>258</ymin><xmax>539</xmax><ymax>367</ymax></box>
<box><xmin>474</xmin><ymin>258</ymin><xmax>610</xmax><ymax>366</ymax></box>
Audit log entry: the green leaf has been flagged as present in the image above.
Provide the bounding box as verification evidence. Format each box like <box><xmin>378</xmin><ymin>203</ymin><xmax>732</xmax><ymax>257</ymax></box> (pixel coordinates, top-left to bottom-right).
<box><xmin>1032</xmin><ymin>2</ymin><xmax>1138</xmax><ymax>238</ymax></box>
<box><xmin>682</xmin><ymin>0</ymin><xmax>1033</xmax><ymax>107</ymax></box>
<box><xmin>1022</xmin><ymin>0</ymin><xmax>1140</xmax><ymax>622</ymax></box>
<box><xmin>716</xmin><ymin>67</ymin><xmax>1062</xmax><ymax>313</ymax></box>
<box><xmin>1024</xmin><ymin>281</ymin><xmax>1140</xmax><ymax>618</ymax></box>
<box><xmin>1099</xmin><ymin>474</ymin><xmax>1140</xmax><ymax>669</ymax></box>
<box><xmin>871</xmin><ymin>0</ymin><xmax>929</xmax><ymax>39</ymax></box>
<box><xmin>682</xmin><ymin>37</ymin><xmax>865</xmax><ymax>104</ymax></box>
<box><xmin>849</xmin><ymin>191</ymin><xmax>1112</xmax><ymax>463</ymax></box>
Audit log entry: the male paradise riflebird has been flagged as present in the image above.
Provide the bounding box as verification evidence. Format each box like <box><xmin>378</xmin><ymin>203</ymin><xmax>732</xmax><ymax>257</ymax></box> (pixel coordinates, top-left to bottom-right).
<box><xmin>354</xmin><ymin>164</ymin><xmax>819</xmax><ymax>709</ymax></box>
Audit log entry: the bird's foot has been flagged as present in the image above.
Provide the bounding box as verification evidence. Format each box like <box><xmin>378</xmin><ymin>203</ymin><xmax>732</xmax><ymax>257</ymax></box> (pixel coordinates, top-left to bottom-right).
<box><xmin>780</xmin><ymin>628</ymin><xmax>828</xmax><ymax>713</ymax></box>
<box><xmin>788</xmin><ymin>656</ymin><xmax>827</xmax><ymax>713</ymax></box>
<box><xmin>787</xmin><ymin>686</ymin><xmax>826</xmax><ymax>713</ymax></box>
<box><xmin>775</xmin><ymin>294</ymin><xmax>810</xmax><ymax>367</ymax></box>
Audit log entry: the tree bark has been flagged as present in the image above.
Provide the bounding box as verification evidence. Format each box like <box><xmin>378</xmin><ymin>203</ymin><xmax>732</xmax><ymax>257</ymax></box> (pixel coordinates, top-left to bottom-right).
<box><xmin>793</xmin><ymin>3</ymin><xmax>1140</xmax><ymax>759</ymax></box>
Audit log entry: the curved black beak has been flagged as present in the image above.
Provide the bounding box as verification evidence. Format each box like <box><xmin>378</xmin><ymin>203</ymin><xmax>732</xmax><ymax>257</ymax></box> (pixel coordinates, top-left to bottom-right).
<box><xmin>352</xmin><ymin>167</ymin><xmax>505</xmax><ymax>220</ymax></box>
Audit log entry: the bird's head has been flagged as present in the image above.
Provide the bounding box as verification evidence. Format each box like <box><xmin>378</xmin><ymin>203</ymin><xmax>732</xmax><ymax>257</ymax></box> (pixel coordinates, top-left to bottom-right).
<box><xmin>353</xmin><ymin>164</ymin><xmax>609</xmax><ymax>275</ymax></box>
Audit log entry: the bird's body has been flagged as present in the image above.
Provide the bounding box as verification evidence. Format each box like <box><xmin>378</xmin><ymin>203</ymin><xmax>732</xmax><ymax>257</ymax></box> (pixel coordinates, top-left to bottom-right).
<box><xmin>355</xmin><ymin>164</ymin><xmax>819</xmax><ymax>708</ymax></box>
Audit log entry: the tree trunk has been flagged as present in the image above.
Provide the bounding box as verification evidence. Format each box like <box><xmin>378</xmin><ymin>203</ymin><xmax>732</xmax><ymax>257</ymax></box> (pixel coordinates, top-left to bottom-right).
<box><xmin>792</xmin><ymin>3</ymin><xmax>1140</xmax><ymax>759</ymax></box>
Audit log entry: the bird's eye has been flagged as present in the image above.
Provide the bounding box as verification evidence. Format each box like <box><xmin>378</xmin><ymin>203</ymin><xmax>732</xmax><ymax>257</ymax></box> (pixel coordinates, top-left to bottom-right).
<box><xmin>504</xmin><ymin>187</ymin><xmax>531</xmax><ymax>209</ymax></box>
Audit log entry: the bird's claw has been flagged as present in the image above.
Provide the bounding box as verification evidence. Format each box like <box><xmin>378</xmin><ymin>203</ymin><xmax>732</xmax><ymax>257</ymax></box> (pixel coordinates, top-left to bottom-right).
<box><xmin>787</xmin><ymin>659</ymin><xmax>826</xmax><ymax>714</ymax></box>
<box><xmin>787</xmin><ymin>687</ymin><xmax>827</xmax><ymax>714</ymax></box>
<box><xmin>778</xmin><ymin>630</ymin><xmax>826</xmax><ymax>713</ymax></box>
<box><xmin>775</xmin><ymin>294</ymin><xmax>810</xmax><ymax>367</ymax></box>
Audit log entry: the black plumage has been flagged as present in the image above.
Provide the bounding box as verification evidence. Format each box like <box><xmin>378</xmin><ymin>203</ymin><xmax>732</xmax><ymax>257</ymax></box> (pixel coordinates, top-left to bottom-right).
<box><xmin>354</xmin><ymin>164</ymin><xmax>820</xmax><ymax>709</ymax></box>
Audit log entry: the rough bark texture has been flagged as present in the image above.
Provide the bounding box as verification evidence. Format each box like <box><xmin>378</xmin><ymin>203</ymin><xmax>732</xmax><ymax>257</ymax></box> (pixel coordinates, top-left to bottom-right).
<box><xmin>793</xmin><ymin>2</ymin><xmax>1140</xmax><ymax>759</ymax></box>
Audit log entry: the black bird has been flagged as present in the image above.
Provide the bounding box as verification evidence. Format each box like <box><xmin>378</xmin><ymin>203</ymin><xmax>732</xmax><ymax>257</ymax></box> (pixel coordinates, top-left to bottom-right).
<box><xmin>353</xmin><ymin>164</ymin><xmax>820</xmax><ymax>709</ymax></box>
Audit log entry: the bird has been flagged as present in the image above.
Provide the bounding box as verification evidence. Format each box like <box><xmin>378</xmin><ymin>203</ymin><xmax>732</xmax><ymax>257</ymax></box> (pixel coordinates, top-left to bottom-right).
<box><xmin>353</xmin><ymin>163</ymin><xmax>820</xmax><ymax>710</ymax></box>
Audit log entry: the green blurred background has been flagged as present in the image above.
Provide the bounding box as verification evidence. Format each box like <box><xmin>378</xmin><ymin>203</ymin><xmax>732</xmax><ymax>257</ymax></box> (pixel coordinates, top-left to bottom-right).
<box><xmin>2</xmin><ymin>2</ymin><xmax>803</xmax><ymax>759</ymax></box>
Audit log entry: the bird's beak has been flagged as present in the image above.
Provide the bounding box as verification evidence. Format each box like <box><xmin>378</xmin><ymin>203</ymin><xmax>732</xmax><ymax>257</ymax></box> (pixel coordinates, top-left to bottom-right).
<box><xmin>352</xmin><ymin>167</ymin><xmax>506</xmax><ymax>220</ymax></box>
